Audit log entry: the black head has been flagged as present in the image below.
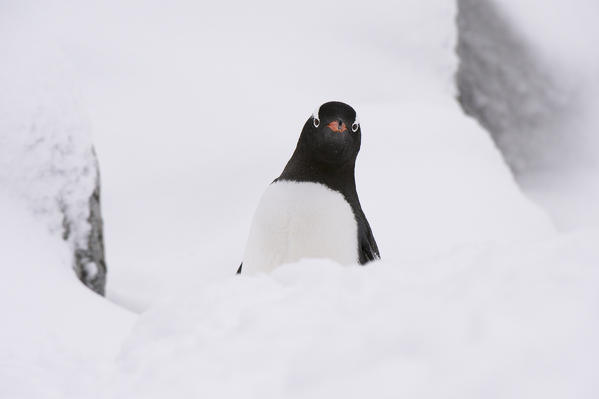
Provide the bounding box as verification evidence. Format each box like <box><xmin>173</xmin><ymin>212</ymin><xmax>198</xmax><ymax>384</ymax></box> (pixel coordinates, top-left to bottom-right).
<box><xmin>298</xmin><ymin>101</ymin><xmax>362</xmax><ymax>165</ymax></box>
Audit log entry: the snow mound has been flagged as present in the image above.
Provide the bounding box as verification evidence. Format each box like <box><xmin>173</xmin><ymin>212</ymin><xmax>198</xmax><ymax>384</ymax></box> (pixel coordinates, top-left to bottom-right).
<box><xmin>0</xmin><ymin>191</ymin><xmax>134</xmax><ymax>398</ymax></box>
<box><xmin>110</xmin><ymin>232</ymin><xmax>599</xmax><ymax>398</ymax></box>
<box><xmin>358</xmin><ymin>97</ymin><xmax>554</xmax><ymax>258</ymax></box>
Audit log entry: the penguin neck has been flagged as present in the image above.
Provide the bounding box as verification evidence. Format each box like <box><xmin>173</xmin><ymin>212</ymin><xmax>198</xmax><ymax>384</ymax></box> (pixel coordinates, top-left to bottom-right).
<box><xmin>275</xmin><ymin>142</ymin><xmax>359</xmax><ymax>202</ymax></box>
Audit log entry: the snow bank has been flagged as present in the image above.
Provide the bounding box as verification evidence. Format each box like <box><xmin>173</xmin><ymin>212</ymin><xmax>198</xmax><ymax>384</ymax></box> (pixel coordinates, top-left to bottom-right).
<box><xmin>109</xmin><ymin>232</ymin><xmax>599</xmax><ymax>398</ymax></box>
<box><xmin>0</xmin><ymin>191</ymin><xmax>134</xmax><ymax>398</ymax></box>
<box><xmin>358</xmin><ymin>97</ymin><xmax>553</xmax><ymax>258</ymax></box>
<box><xmin>0</xmin><ymin>184</ymin><xmax>594</xmax><ymax>398</ymax></box>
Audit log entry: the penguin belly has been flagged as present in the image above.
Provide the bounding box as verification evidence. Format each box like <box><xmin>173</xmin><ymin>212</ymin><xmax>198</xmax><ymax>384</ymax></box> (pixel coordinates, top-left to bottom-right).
<box><xmin>242</xmin><ymin>181</ymin><xmax>359</xmax><ymax>274</ymax></box>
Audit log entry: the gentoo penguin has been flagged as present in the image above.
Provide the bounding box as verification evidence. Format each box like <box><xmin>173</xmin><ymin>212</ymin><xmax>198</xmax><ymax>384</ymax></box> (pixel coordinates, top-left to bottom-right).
<box><xmin>238</xmin><ymin>101</ymin><xmax>379</xmax><ymax>274</ymax></box>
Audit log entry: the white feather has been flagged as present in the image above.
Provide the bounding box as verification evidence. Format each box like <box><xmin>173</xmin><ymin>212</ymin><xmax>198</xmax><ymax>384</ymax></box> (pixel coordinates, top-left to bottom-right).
<box><xmin>242</xmin><ymin>181</ymin><xmax>359</xmax><ymax>274</ymax></box>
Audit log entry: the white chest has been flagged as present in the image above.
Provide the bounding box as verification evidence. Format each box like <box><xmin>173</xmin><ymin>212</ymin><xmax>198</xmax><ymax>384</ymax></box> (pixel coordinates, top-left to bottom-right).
<box><xmin>242</xmin><ymin>181</ymin><xmax>359</xmax><ymax>274</ymax></box>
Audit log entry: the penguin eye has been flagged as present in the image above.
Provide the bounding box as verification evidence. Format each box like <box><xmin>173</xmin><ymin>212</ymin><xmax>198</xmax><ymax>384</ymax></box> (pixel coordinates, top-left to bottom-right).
<box><xmin>313</xmin><ymin>117</ymin><xmax>320</xmax><ymax>128</ymax></box>
<box><xmin>351</xmin><ymin>122</ymin><xmax>359</xmax><ymax>132</ymax></box>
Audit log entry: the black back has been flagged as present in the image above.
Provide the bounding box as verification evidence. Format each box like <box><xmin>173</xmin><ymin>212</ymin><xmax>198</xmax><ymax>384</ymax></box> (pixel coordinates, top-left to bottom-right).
<box><xmin>237</xmin><ymin>101</ymin><xmax>379</xmax><ymax>274</ymax></box>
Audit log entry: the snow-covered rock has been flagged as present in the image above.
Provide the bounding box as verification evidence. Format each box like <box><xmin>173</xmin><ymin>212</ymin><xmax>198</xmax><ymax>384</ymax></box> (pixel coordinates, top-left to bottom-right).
<box><xmin>456</xmin><ymin>0</ymin><xmax>599</xmax><ymax>230</ymax></box>
<box><xmin>456</xmin><ymin>0</ymin><xmax>575</xmax><ymax>173</ymax></box>
<box><xmin>0</xmin><ymin>12</ymin><xmax>107</xmax><ymax>294</ymax></box>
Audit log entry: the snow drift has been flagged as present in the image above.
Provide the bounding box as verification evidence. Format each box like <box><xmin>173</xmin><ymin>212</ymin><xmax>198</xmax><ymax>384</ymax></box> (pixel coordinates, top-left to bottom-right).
<box><xmin>0</xmin><ymin>192</ymin><xmax>133</xmax><ymax>398</ymax></box>
<box><xmin>109</xmin><ymin>236</ymin><xmax>599</xmax><ymax>399</ymax></box>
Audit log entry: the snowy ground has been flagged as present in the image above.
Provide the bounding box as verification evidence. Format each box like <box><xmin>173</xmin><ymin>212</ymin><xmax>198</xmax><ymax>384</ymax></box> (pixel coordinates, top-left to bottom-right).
<box><xmin>1</xmin><ymin>1</ymin><xmax>598</xmax><ymax>398</ymax></box>
<box><xmin>0</xmin><ymin>192</ymin><xmax>134</xmax><ymax>399</ymax></box>
<box><xmin>108</xmin><ymin>233</ymin><xmax>599</xmax><ymax>398</ymax></box>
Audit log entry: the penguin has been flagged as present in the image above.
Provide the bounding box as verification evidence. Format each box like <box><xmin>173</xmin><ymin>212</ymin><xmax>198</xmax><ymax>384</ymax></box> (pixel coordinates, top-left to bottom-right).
<box><xmin>238</xmin><ymin>101</ymin><xmax>379</xmax><ymax>274</ymax></box>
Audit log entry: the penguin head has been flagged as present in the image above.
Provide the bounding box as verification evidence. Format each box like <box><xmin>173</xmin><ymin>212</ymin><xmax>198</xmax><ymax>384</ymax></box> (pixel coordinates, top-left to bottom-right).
<box><xmin>301</xmin><ymin>101</ymin><xmax>361</xmax><ymax>165</ymax></box>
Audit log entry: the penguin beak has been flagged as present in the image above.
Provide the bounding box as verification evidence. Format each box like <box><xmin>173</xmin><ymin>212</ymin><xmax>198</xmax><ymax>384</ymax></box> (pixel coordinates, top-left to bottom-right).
<box><xmin>327</xmin><ymin>120</ymin><xmax>347</xmax><ymax>133</ymax></box>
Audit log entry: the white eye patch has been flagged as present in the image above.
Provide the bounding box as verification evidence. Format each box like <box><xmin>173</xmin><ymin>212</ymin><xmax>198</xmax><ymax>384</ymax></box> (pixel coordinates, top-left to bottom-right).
<box><xmin>352</xmin><ymin>114</ymin><xmax>360</xmax><ymax>132</ymax></box>
<box><xmin>312</xmin><ymin>107</ymin><xmax>320</xmax><ymax>127</ymax></box>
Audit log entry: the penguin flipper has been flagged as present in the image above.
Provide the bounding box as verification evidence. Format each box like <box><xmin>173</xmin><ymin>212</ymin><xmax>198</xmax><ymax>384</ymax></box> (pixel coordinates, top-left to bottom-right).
<box><xmin>358</xmin><ymin>221</ymin><xmax>380</xmax><ymax>265</ymax></box>
<box><xmin>236</xmin><ymin>262</ymin><xmax>243</xmax><ymax>274</ymax></box>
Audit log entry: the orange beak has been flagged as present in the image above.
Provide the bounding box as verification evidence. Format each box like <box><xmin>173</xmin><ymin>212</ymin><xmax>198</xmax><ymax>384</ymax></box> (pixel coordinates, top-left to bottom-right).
<box><xmin>327</xmin><ymin>120</ymin><xmax>347</xmax><ymax>133</ymax></box>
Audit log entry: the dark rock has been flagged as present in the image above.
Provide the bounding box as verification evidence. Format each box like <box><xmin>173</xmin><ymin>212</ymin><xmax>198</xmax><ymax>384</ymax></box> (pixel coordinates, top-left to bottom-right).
<box><xmin>72</xmin><ymin>157</ymin><xmax>107</xmax><ymax>296</ymax></box>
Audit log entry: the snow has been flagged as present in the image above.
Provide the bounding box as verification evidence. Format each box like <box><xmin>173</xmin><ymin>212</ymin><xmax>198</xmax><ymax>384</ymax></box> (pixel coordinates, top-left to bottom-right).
<box><xmin>0</xmin><ymin>191</ymin><xmax>134</xmax><ymax>399</ymax></box>
<box><xmin>0</xmin><ymin>45</ymin><xmax>98</xmax><ymax>248</ymax></box>
<box><xmin>108</xmin><ymin>235</ymin><xmax>599</xmax><ymax>398</ymax></box>
<box><xmin>0</xmin><ymin>7</ymin><xmax>104</xmax><ymax>291</ymax></box>
<box><xmin>1</xmin><ymin>0</ymin><xmax>598</xmax><ymax>397</ymax></box>
<box><xmin>497</xmin><ymin>0</ymin><xmax>599</xmax><ymax>82</ymax></box>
